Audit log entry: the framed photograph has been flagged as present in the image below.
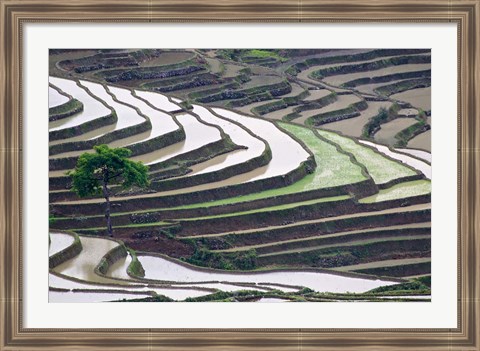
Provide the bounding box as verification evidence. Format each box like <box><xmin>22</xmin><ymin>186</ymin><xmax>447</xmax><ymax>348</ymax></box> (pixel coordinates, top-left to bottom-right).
<box><xmin>1</xmin><ymin>0</ymin><xmax>479</xmax><ymax>350</ymax></box>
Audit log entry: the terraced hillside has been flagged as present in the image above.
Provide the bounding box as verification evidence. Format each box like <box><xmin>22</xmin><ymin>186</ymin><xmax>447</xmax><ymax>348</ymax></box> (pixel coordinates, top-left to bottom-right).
<box><xmin>49</xmin><ymin>49</ymin><xmax>431</xmax><ymax>302</ymax></box>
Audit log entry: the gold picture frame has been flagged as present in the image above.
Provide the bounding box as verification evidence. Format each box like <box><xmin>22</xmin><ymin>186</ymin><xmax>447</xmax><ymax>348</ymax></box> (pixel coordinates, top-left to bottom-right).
<box><xmin>1</xmin><ymin>0</ymin><xmax>479</xmax><ymax>349</ymax></box>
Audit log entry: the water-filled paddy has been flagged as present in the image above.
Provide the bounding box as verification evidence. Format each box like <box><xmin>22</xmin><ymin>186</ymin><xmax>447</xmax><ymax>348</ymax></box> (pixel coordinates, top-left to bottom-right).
<box><xmin>49</xmin><ymin>77</ymin><xmax>111</xmax><ymax>131</ymax></box>
<box><xmin>49</xmin><ymin>86</ymin><xmax>69</xmax><ymax>108</ymax></box>
<box><xmin>391</xmin><ymin>87</ymin><xmax>431</xmax><ymax>111</ymax></box>
<box><xmin>188</xmin><ymin>105</ymin><xmax>265</xmax><ymax>175</ymax></box>
<box><xmin>324</xmin><ymin>64</ymin><xmax>431</xmax><ymax>87</ymax></box>
<box><xmin>53</xmin><ymin>236</ymin><xmax>121</xmax><ymax>284</ymax></box>
<box><xmin>322</xmin><ymin>101</ymin><xmax>392</xmax><ymax>137</ymax></box>
<box><xmin>262</xmin><ymin>105</ymin><xmax>298</xmax><ymax>120</ymax></box>
<box><xmin>396</xmin><ymin>148</ymin><xmax>431</xmax><ymax>163</ymax></box>
<box><xmin>354</xmin><ymin>79</ymin><xmax>405</xmax><ymax>95</ymax></box>
<box><xmin>235</xmin><ymin>99</ymin><xmax>278</xmax><ymax>115</ymax></box>
<box><xmin>49</xmin><ymin>272</ymin><xmax>212</xmax><ymax>300</ymax></box>
<box><xmin>212</xmin><ymin>108</ymin><xmax>310</xmax><ymax>181</ymax></box>
<box><xmin>49</xmin><ymin>290</ymin><xmax>152</xmax><ymax>303</ymax></box>
<box><xmin>374</xmin><ymin>118</ymin><xmax>417</xmax><ymax>145</ymax></box>
<box><xmin>135</xmin><ymin>90</ymin><xmax>182</xmax><ymax>112</ymax></box>
<box><xmin>303</xmin><ymin>88</ymin><xmax>331</xmax><ymax>101</ymax></box>
<box><xmin>109</xmin><ymin>86</ymin><xmax>179</xmax><ymax>138</ymax></box>
<box><xmin>139</xmin><ymin>51</ymin><xmax>193</xmax><ymax>67</ymax></box>
<box><xmin>297</xmin><ymin>53</ymin><xmax>418</xmax><ymax>86</ymax></box>
<box><xmin>138</xmin><ymin>255</ymin><xmax>397</xmax><ymax>293</ymax></box>
<box><xmin>49</xmin><ymin>232</ymin><xmax>75</xmax><ymax>256</ymax></box>
<box><xmin>131</xmin><ymin>113</ymin><xmax>221</xmax><ymax>165</ymax></box>
<box><xmin>294</xmin><ymin>94</ymin><xmax>362</xmax><ymax>126</ymax></box>
<box><xmin>80</xmin><ymin>80</ymin><xmax>145</xmax><ymax>131</ymax></box>
<box><xmin>408</xmin><ymin>130</ymin><xmax>431</xmax><ymax>152</ymax></box>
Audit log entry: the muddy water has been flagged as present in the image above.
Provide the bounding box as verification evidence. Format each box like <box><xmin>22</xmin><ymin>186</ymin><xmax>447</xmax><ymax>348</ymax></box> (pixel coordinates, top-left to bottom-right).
<box><xmin>80</xmin><ymin>80</ymin><xmax>145</xmax><ymax>131</ymax></box>
<box><xmin>49</xmin><ymin>123</ymin><xmax>117</xmax><ymax>146</ymax></box>
<box><xmin>295</xmin><ymin>94</ymin><xmax>362</xmax><ymax>126</ymax></box>
<box><xmin>107</xmin><ymin>253</ymin><xmax>132</xmax><ymax>280</ymax></box>
<box><xmin>188</xmin><ymin>105</ymin><xmax>265</xmax><ymax>175</ymax></box>
<box><xmin>391</xmin><ymin>87</ymin><xmax>431</xmax><ymax>111</ymax></box>
<box><xmin>139</xmin><ymin>51</ymin><xmax>193</xmax><ymax>67</ymax></box>
<box><xmin>138</xmin><ymin>255</ymin><xmax>397</xmax><ymax>293</ymax></box>
<box><xmin>212</xmin><ymin>108</ymin><xmax>310</xmax><ymax>181</ymax></box>
<box><xmin>131</xmin><ymin>113</ymin><xmax>221</xmax><ymax>165</ymax></box>
<box><xmin>374</xmin><ymin>118</ymin><xmax>417</xmax><ymax>145</ymax></box>
<box><xmin>223</xmin><ymin>63</ymin><xmax>244</xmax><ymax>78</ymax></box>
<box><xmin>280</xmin><ymin>82</ymin><xmax>305</xmax><ymax>98</ymax></box>
<box><xmin>53</xmin><ymin>236</ymin><xmax>121</xmax><ymax>283</ymax></box>
<box><xmin>396</xmin><ymin>148</ymin><xmax>431</xmax><ymax>163</ymax></box>
<box><xmin>407</xmin><ymin>130</ymin><xmax>431</xmax><ymax>152</ymax></box>
<box><xmin>49</xmin><ymin>232</ymin><xmax>75</xmax><ymax>256</ymax></box>
<box><xmin>262</xmin><ymin>105</ymin><xmax>298</xmax><ymax>120</ymax></box>
<box><xmin>297</xmin><ymin>53</ymin><xmax>429</xmax><ymax>86</ymax></box>
<box><xmin>322</xmin><ymin>101</ymin><xmax>392</xmax><ymax>137</ymax></box>
<box><xmin>324</xmin><ymin>64</ymin><xmax>431</xmax><ymax>87</ymax></box>
<box><xmin>49</xmin><ymin>77</ymin><xmax>111</xmax><ymax>131</ymax></box>
<box><xmin>49</xmin><ymin>86</ymin><xmax>69</xmax><ymax>108</ymax></box>
<box><xmin>109</xmin><ymin>86</ymin><xmax>179</xmax><ymax>138</ymax></box>
<box><xmin>359</xmin><ymin>140</ymin><xmax>431</xmax><ymax>179</ymax></box>
<box><xmin>243</xmin><ymin>75</ymin><xmax>284</xmax><ymax>89</ymax></box>
<box><xmin>235</xmin><ymin>99</ymin><xmax>278</xmax><ymax>115</ymax></box>
<box><xmin>135</xmin><ymin>90</ymin><xmax>181</xmax><ymax>112</ymax></box>
<box><xmin>354</xmin><ymin>79</ymin><xmax>405</xmax><ymax>96</ymax></box>
<box><xmin>303</xmin><ymin>88</ymin><xmax>331</xmax><ymax>101</ymax></box>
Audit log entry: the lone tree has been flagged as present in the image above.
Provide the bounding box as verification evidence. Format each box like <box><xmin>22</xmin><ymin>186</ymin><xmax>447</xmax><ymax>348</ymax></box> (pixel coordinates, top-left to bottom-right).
<box><xmin>68</xmin><ymin>145</ymin><xmax>149</xmax><ymax>237</ymax></box>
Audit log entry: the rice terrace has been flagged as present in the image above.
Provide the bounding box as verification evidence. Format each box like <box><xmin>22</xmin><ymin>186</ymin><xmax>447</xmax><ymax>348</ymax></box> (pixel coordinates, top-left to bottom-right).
<box><xmin>48</xmin><ymin>49</ymin><xmax>432</xmax><ymax>303</ymax></box>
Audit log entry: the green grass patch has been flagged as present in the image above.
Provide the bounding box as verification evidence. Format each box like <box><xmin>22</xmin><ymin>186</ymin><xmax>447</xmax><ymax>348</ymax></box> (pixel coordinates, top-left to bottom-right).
<box><xmin>318</xmin><ymin>130</ymin><xmax>416</xmax><ymax>184</ymax></box>
<box><xmin>167</xmin><ymin>125</ymin><xmax>366</xmax><ymax>210</ymax></box>
<box><xmin>79</xmin><ymin>221</ymin><xmax>171</xmax><ymax>231</ymax></box>
<box><xmin>359</xmin><ymin>180</ymin><xmax>431</xmax><ymax>203</ymax></box>
<box><xmin>180</xmin><ymin>195</ymin><xmax>350</xmax><ymax>221</ymax></box>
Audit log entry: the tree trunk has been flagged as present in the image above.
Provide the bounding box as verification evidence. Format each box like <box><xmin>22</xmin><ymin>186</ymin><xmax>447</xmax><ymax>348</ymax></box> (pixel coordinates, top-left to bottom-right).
<box><xmin>102</xmin><ymin>169</ymin><xmax>113</xmax><ymax>237</ymax></box>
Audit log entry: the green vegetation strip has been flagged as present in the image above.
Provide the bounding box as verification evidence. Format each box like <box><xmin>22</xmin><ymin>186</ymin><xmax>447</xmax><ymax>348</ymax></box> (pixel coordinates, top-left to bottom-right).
<box><xmin>160</xmin><ymin>124</ymin><xmax>366</xmax><ymax>210</ymax></box>
<box><xmin>257</xmin><ymin>235</ymin><xmax>430</xmax><ymax>257</ymax></box>
<box><xmin>77</xmin><ymin>221</ymin><xmax>171</xmax><ymax>231</ymax></box>
<box><xmin>49</xmin><ymin>98</ymin><xmax>84</xmax><ymax>121</ymax></box>
<box><xmin>311</xmin><ymin>55</ymin><xmax>431</xmax><ymax>80</ymax></box>
<box><xmin>362</xmin><ymin>104</ymin><xmax>401</xmax><ymax>139</ymax></box>
<box><xmin>179</xmin><ymin>195</ymin><xmax>350</xmax><ymax>221</ymax></box>
<box><xmin>359</xmin><ymin>180</ymin><xmax>431</xmax><ymax>203</ymax></box>
<box><xmin>375</xmin><ymin>77</ymin><xmax>431</xmax><ymax>97</ymax></box>
<box><xmin>317</xmin><ymin>130</ymin><xmax>416</xmax><ymax>184</ymax></box>
<box><xmin>394</xmin><ymin>119</ymin><xmax>431</xmax><ymax>147</ymax></box>
<box><xmin>215</xmin><ymin>224</ymin><xmax>430</xmax><ymax>253</ymax></box>
<box><xmin>286</xmin><ymin>49</ymin><xmax>430</xmax><ymax>76</ymax></box>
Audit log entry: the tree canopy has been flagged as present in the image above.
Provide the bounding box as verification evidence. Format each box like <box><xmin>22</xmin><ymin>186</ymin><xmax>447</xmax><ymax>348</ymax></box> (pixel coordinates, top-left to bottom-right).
<box><xmin>68</xmin><ymin>144</ymin><xmax>149</xmax><ymax>236</ymax></box>
<box><xmin>69</xmin><ymin>144</ymin><xmax>149</xmax><ymax>197</ymax></box>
